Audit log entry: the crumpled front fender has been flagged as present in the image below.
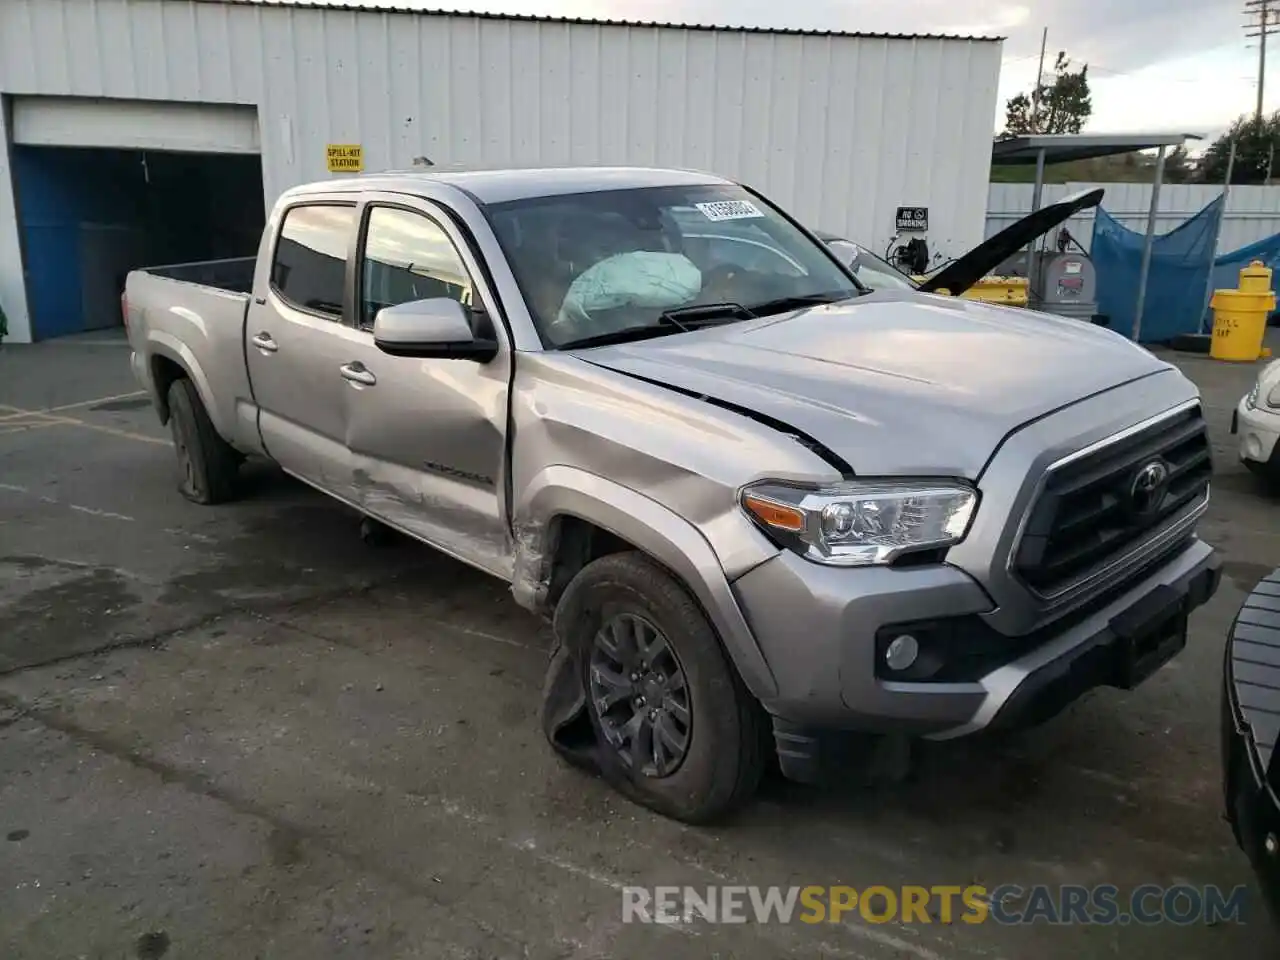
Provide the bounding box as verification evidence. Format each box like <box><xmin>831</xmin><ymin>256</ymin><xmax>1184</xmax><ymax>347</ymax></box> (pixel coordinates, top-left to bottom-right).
<box><xmin>512</xmin><ymin>464</ymin><xmax>779</xmax><ymax>701</ymax></box>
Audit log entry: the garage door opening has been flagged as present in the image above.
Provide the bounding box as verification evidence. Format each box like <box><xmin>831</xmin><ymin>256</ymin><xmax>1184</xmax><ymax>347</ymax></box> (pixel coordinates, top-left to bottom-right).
<box><xmin>12</xmin><ymin>146</ymin><xmax>265</xmax><ymax>340</ymax></box>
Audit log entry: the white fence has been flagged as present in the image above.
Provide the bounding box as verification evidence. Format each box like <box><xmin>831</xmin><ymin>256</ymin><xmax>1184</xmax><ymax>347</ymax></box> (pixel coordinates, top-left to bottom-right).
<box><xmin>985</xmin><ymin>182</ymin><xmax>1280</xmax><ymax>256</ymax></box>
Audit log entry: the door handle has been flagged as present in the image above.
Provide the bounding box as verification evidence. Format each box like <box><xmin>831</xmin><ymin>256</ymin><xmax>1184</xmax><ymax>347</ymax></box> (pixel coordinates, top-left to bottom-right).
<box><xmin>340</xmin><ymin>362</ymin><xmax>377</xmax><ymax>387</ymax></box>
<box><xmin>251</xmin><ymin>332</ymin><xmax>278</xmax><ymax>353</ymax></box>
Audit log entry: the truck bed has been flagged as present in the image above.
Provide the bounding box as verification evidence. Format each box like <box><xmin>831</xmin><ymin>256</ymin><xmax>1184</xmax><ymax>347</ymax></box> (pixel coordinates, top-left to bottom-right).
<box><xmin>141</xmin><ymin>256</ymin><xmax>257</xmax><ymax>294</ymax></box>
<box><xmin>124</xmin><ymin>257</ymin><xmax>259</xmax><ymax>452</ymax></box>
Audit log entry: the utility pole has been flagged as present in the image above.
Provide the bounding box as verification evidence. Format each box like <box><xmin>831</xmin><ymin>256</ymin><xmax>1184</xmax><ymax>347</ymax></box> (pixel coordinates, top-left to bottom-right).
<box><xmin>1030</xmin><ymin>27</ymin><xmax>1049</xmax><ymax>132</ymax></box>
<box><xmin>1247</xmin><ymin>0</ymin><xmax>1280</xmax><ymax>120</ymax></box>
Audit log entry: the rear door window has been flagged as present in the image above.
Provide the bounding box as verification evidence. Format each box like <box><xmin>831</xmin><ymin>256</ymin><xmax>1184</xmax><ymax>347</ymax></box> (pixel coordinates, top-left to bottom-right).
<box><xmin>270</xmin><ymin>204</ymin><xmax>357</xmax><ymax>318</ymax></box>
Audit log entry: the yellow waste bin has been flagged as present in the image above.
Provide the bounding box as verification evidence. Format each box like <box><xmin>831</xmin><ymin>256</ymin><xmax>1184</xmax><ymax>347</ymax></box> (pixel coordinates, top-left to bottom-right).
<box><xmin>1210</xmin><ymin>261</ymin><xmax>1276</xmax><ymax>362</ymax></box>
<box><xmin>913</xmin><ymin>274</ymin><xmax>1030</xmax><ymax>308</ymax></box>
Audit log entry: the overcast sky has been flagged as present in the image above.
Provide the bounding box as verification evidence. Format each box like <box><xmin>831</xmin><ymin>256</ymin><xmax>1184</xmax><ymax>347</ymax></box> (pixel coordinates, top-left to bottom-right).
<box><xmin>346</xmin><ymin>0</ymin><xmax>1256</xmax><ymax>142</ymax></box>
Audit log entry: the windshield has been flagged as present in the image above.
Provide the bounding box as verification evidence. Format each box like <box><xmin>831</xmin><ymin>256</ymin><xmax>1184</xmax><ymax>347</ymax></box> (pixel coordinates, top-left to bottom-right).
<box><xmin>823</xmin><ymin>238</ymin><xmax>917</xmax><ymax>292</ymax></box>
<box><xmin>485</xmin><ymin>185</ymin><xmax>862</xmax><ymax>347</ymax></box>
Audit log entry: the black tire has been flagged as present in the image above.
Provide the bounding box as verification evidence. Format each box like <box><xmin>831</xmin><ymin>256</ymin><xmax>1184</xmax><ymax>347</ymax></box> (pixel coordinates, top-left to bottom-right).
<box><xmin>167</xmin><ymin>377</ymin><xmax>240</xmax><ymax>504</ymax></box>
<box><xmin>554</xmin><ymin>551</ymin><xmax>766</xmax><ymax>823</ymax></box>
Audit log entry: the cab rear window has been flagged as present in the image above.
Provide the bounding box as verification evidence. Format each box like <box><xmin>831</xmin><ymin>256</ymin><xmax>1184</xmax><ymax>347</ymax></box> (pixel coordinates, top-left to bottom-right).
<box><xmin>270</xmin><ymin>204</ymin><xmax>356</xmax><ymax>318</ymax></box>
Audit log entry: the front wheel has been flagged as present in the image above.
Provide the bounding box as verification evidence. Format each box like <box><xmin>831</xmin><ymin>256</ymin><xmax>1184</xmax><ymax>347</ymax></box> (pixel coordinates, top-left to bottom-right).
<box><xmin>555</xmin><ymin>551</ymin><xmax>766</xmax><ymax>823</ymax></box>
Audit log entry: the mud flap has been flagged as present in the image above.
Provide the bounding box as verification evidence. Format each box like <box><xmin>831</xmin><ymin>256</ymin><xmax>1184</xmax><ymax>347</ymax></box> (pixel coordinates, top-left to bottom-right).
<box><xmin>540</xmin><ymin>586</ymin><xmax>665</xmax><ymax>814</ymax></box>
<box><xmin>540</xmin><ymin>577</ymin><xmax>605</xmax><ymax>774</ymax></box>
<box><xmin>540</xmin><ymin>627</ymin><xmax>601</xmax><ymax>774</ymax></box>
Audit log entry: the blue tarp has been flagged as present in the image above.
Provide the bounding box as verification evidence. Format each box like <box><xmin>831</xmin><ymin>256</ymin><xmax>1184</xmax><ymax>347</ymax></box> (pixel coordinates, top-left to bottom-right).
<box><xmin>1091</xmin><ymin>195</ymin><xmax>1224</xmax><ymax>343</ymax></box>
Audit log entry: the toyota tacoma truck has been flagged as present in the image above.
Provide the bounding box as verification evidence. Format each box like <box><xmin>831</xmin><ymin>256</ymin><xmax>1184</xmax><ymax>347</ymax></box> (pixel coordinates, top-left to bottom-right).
<box><xmin>125</xmin><ymin>167</ymin><xmax>1221</xmax><ymax>823</ymax></box>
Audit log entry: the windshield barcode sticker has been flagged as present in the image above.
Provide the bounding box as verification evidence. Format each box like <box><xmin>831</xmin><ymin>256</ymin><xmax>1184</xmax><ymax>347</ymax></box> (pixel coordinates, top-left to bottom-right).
<box><xmin>696</xmin><ymin>200</ymin><xmax>765</xmax><ymax>222</ymax></box>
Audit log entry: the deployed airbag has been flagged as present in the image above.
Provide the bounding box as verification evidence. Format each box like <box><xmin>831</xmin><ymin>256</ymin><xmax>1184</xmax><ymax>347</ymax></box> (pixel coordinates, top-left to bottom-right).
<box><xmin>552</xmin><ymin>252</ymin><xmax>702</xmax><ymax>338</ymax></box>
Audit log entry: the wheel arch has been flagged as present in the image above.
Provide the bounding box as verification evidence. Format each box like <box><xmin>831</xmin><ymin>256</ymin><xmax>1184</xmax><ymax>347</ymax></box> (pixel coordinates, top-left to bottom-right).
<box><xmin>144</xmin><ymin>335</ymin><xmax>218</xmax><ymax>430</ymax></box>
<box><xmin>512</xmin><ymin>465</ymin><xmax>778</xmax><ymax>702</ymax></box>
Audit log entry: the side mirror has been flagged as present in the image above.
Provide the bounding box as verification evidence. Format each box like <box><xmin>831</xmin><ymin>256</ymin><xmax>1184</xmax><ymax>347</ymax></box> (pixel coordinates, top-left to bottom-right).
<box><xmin>372</xmin><ymin>298</ymin><xmax>498</xmax><ymax>361</ymax></box>
<box><xmin>824</xmin><ymin>239</ymin><xmax>860</xmax><ymax>270</ymax></box>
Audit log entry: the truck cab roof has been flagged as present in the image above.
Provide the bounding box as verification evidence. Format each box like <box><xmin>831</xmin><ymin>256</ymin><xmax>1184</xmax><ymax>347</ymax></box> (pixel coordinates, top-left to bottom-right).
<box><xmin>284</xmin><ymin>166</ymin><xmax>730</xmax><ymax>205</ymax></box>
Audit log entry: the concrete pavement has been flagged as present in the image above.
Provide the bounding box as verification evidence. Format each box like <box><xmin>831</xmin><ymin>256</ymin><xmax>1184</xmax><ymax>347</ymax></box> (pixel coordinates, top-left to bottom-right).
<box><xmin>1</xmin><ymin>329</ymin><xmax>1278</xmax><ymax>959</ymax></box>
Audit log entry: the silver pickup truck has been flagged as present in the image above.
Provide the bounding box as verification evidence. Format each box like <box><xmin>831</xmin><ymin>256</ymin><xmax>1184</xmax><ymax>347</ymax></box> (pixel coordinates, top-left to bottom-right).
<box><xmin>126</xmin><ymin>167</ymin><xmax>1221</xmax><ymax>823</ymax></box>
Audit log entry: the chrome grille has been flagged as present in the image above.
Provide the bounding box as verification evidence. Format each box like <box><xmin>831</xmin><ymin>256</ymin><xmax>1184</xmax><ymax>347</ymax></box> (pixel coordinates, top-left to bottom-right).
<box><xmin>1013</xmin><ymin>404</ymin><xmax>1212</xmax><ymax>596</ymax></box>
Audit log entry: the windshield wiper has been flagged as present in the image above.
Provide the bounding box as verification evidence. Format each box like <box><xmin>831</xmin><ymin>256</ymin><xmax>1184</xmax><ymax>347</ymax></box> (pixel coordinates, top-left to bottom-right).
<box><xmin>557</xmin><ymin>324</ymin><xmax>684</xmax><ymax>350</ymax></box>
<box><xmin>657</xmin><ymin>302</ymin><xmax>756</xmax><ymax>328</ymax></box>
<box><xmin>557</xmin><ymin>303</ymin><xmax>754</xmax><ymax>349</ymax></box>
<box><xmin>556</xmin><ymin>293</ymin><xmax>848</xmax><ymax>350</ymax></box>
<box><xmin>744</xmin><ymin>291</ymin><xmax>854</xmax><ymax>316</ymax></box>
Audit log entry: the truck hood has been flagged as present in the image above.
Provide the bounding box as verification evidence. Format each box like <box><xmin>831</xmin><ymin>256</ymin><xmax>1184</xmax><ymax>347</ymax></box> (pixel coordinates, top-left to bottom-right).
<box><xmin>576</xmin><ymin>291</ymin><xmax>1170</xmax><ymax>479</ymax></box>
<box><xmin>918</xmin><ymin>187</ymin><xmax>1105</xmax><ymax>295</ymax></box>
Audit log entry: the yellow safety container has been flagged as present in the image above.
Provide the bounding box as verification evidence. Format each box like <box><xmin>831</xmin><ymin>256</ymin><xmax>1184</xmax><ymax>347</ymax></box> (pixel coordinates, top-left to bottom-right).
<box><xmin>959</xmin><ymin>275</ymin><xmax>1030</xmax><ymax>308</ymax></box>
<box><xmin>1210</xmin><ymin>261</ymin><xmax>1276</xmax><ymax>362</ymax></box>
<box><xmin>911</xmin><ymin>274</ymin><xmax>1030</xmax><ymax>308</ymax></box>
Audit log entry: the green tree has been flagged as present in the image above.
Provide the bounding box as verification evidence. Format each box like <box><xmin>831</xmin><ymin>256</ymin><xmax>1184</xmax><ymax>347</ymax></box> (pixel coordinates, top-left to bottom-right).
<box><xmin>1003</xmin><ymin>52</ymin><xmax>1093</xmax><ymax>135</ymax></box>
<box><xmin>1163</xmin><ymin>145</ymin><xmax>1195</xmax><ymax>184</ymax></box>
<box><xmin>1199</xmin><ymin>113</ymin><xmax>1280</xmax><ymax>184</ymax></box>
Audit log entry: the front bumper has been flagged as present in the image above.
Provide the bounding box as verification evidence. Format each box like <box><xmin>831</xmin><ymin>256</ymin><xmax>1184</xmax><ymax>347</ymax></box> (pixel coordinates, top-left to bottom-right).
<box><xmin>1222</xmin><ymin>569</ymin><xmax>1280</xmax><ymax>921</ymax></box>
<box><xmin>733</xmin><ymin>537</ymin><xmax>1220</xmax><ymax>772</ymax></box>
<box><xmin>1234</xmin><ymin>396</ymin><xmax>1280</xmax><ymax>473</ymax></box>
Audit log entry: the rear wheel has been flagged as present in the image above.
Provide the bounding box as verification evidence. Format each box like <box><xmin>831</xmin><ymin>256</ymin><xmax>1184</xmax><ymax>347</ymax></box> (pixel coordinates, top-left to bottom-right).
<box><xmin>167</xmin><ymin>378</ymin><xmax>240</xmax><ymax>504</ymax></box>
<box><xmin>556</xmin><ymin>551</ymin><xmax>766</xmax><ymax>823</ymax></box>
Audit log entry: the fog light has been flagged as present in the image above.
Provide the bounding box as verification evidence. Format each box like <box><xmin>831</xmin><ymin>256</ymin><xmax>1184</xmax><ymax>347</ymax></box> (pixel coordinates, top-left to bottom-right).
<box><xmin>884</xmin><ymin>634</ymin><xmax>920</xmax><ymax>672</ymax></box>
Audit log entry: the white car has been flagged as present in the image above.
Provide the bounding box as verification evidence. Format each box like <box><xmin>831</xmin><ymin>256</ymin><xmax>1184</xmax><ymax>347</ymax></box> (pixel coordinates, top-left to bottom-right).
<box><xmin>1234</xmin><ymin>359</ymin><xmax>1280</xmax><ymax>482</ymax></box>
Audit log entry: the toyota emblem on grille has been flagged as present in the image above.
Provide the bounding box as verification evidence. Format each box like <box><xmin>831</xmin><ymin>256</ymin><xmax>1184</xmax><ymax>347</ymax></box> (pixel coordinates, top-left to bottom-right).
<box><xmin>1129</xmin><ymin>459</ymin><xmax>1170</xmax><ymax>516</ymax></box>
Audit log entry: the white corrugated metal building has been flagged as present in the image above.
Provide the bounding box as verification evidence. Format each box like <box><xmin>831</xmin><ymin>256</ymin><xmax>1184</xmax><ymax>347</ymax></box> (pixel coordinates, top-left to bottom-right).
<box><xmin>0</xmin><ymin>0</ymin><xmax>1002</xmax><ymax>343</ymax></box>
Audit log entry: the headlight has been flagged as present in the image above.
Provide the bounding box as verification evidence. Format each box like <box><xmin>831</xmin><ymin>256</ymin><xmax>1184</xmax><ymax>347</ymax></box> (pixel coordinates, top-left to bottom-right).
<box><xmin>740</xmin><ymin>479</ymin><xmax>977</xmax><ymax>566</ymax></box>
<box><xmin>1247</xmin><ymin>382</ymin><xmax>1259</xmax><ymax>410</ymax></box>
<box><xmin>1268</xmin><ymin>383</ymin><xmax>1280</xmax><ymax>409</ymax></box>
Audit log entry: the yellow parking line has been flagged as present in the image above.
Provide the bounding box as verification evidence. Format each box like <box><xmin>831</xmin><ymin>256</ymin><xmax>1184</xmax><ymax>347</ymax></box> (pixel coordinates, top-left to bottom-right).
<box><xmin>0</xmin><ymin>395</ymin><xmax>167</xmax><ymax>446</ymax></box>
<box><xmin>47</xmin><ymin>390</ymin><xmax>148</xmax><ymax>413</ymax></box>
<box><xmin>0</xmin><ymin>410</ymin><xmax>169</xmax><ymax>446</ymax></box>
<box><xmin>0</xmin><ymin>405</ymin><xmax>54</xmax><ymax>422</ymax></box>
<box><xmin>0</xmin><ymin>415</ymin><xmax>56</xmax><ymax>427</ymax></box>
<box><xmin>0</xmin><ymin>390</ymin><xmax>148</xmax><ymax>420</ymax></box>
<box><xmin>46</xmin><ymin>415</ymin><xmax>172</xmax><ymax>446</ymax></box>
<box><xmin>0</xmin><ymin>420</ymin><xmax>65</xmax><ymax>436</ymax></box>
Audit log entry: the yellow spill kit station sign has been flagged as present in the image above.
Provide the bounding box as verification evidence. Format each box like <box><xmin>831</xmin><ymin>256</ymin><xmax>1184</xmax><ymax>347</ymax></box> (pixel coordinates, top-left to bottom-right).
<box><xmin>327</xmin><ymin>144</ymin><xmax>363</xmax><ymax>173</ymax></box>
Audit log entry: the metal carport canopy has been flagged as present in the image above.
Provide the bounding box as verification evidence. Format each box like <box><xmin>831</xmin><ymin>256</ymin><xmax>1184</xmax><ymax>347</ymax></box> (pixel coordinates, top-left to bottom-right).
<box><xmin>991</xmin><ymin>133</ymin><xmax>1198</xmax><ymax>165</ymax></box>
<box><xmin>991</xmin><ymin>132</ymin><xmax>1202</xmax><ymax>341</ymax></box>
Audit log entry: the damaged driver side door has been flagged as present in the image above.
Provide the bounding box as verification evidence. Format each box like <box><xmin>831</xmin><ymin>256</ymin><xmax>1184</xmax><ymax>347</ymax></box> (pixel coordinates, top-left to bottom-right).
<box><xmin>339</xmin><ymin>195</ymin><xmax>512</xmax><ymax>579</ymax></box>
